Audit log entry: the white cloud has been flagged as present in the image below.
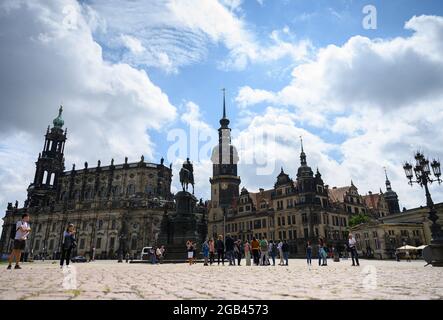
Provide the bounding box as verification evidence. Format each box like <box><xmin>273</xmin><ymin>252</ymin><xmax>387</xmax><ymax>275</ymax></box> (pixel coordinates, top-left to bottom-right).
<box><xmin>119</xmin><ymin>34</ymin><xmax>145</xmax><ymax>54</ymax></box>
<box><xmin>0</xmin><ymin>0</ymin><xmax>177</xmax><ymax>216</ymax></box>
<box><xmin>234</xmin><ymin>15</ymin><xmax>443</xmax><ymax>209</ymax></box>
<box><xmin>86</xmin><ymin>0</ymin><xmax>313</xmax><ymax>72</ymax></box>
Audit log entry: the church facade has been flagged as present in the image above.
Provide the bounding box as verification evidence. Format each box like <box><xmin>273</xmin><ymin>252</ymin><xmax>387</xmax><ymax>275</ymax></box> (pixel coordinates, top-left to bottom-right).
<box><xmin>0</xmin><ymin>106</ymin><xmax>182</xmax><ymax>260</ymax></box>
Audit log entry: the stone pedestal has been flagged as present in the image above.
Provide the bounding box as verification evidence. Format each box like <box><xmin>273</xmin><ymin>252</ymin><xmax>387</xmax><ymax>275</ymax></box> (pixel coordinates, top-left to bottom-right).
<box><xmin>157</xmin><ymin>191</ymin><xmax>206</xmax><ymax>262</ymax></box>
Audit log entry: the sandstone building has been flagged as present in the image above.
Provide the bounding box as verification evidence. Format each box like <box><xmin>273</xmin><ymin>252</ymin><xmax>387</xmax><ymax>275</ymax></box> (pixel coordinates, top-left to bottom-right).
<box><xmin>0</xmin><ymin>106</ymin><xmax>208</xmax><ymax>260</ymax></box>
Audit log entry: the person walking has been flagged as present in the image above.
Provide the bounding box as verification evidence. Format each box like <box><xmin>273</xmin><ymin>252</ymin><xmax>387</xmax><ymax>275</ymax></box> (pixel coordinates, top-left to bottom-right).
<box><xmin>244</xmin><ymin>240</ymin><xmax>251</xmax><ymax>266</ymax></box>
<box><xmin>251</xmin><ymin>237</ymin><xmax>260</xmax><ymax>266</ymax></box>
<box><xmin>319</xmin><ymin>239</ymin><xmax>328</xmax><ymax>266</ymax></box>
<box><xmin>202</xmin><ymin>240</ymin><xmax>210</xmax><ymax>266</ymax></box>
<box><xmin>282</xmin><ymin>240</ymin><xmax>289</xmax><ymax>266</ymax></box>
<box><xmin>209</xmin><ymin>238</ymin><xmax>215</xmax><ymax>265</ymax></box>
<box><xmin>192</xmin><ymin>242</ymin><xmax>197</xmax><ymax>264</ymax></box>
<box><xmin>268</xmin><ymin>240</ymin><xmax>276</xmax><ymax>266</ymax></box>
<box><xmin>234</xmin><ymin>240</ymin><xmax>243</xmax><ymax>266</ymax></box>
<box><xmin>60</xmin><ymin>224</ymin><xmax>76</xmax><ymax>268</ymax></box>
<box><xmin>306</xmin><ymin>241</ymin><xmax>312</xmax><ymax>266</ymax></box>
<box><xmin>216</xmin><ymin>235</ymin><xmax>225</xmax><ymax>265</ymax></box>
<box><xmin>277</xmin><ymin>240</ymin><xmax>284</xmax><ymax>266</ymax></box>
<box><xmin>348</xmin><ymin>234</ymin><xmax>360</xmax><ymax>266</ymax></box>
<box><xmin>225</xmin><ymin>234</ymin><xmax>235</xmax><ymax>265</ymax></box>
<box><xmin>7</xmin><ymin>213</ymin><xmax>31</xmax><ymax>270</ymax></box>
<box><xmin>259</xmin><ymin>237</ymin><xmax>269</xmax><ymax>266</ymax></box>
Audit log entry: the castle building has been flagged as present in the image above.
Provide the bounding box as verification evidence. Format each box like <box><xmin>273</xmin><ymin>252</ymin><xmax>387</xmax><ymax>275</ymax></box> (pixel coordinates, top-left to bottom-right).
<box><xmin>0</xmin><ymin>106</ymin><xmax>200</xmax><ymax>260</ymax></box>
<box><xmin>207</xmin><ymin>98</ymin><xmax>358</xmax><ymax>256</ymax></box>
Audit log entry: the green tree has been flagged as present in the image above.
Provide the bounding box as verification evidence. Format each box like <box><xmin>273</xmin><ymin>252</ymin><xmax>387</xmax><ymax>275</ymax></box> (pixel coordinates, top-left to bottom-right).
<box><xmin>348</xmin><ymin>213</ymin><xmax>371</xmax><ymax>227</ymax></box>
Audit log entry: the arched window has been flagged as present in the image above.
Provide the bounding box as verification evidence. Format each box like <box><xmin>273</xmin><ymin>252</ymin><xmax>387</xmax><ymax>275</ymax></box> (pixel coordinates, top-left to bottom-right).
<box><xmin>127</xmin><ymin>184</ymin><xmax>135</xmax><ymax>196</ymax></box>
<box><xmin>98</xmin><ymin>220</ymin><xmax>103</xmax><ymax>230</ymax></box>
<box><xmin>112</xmin><ymin>186</ymin><xmax>120</xmax><ymax>197</ymax></box>
<box><xmin>99</xmin><ymin>187</ymin><xmax>106</xmax><ymax>198</ymax></box>
<box><xmin>84</xmin><ymin>188</ymin><xmax>92</xmax><ymax>200</ymax></box>
<box><xmin>42</xmin><ymin>171</ymin><xmax>48</xmax><ymax>185</ymax></box>
<box><xmin>50</xmin><ymin>173</ymin><xmax>55</xmax><ymax>186</ymax></box>
<box><xmin>74</xmin><ymin>190</ymin><xmax>81</xmax><ymax>201</ymax></box>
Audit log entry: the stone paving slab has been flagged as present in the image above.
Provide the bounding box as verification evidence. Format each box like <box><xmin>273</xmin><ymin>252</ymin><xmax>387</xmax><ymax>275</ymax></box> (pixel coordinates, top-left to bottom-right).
<box><xmin>0</xmin><ymin>259</ymin><xmax>442</xmax><ymax>300</ymax></box>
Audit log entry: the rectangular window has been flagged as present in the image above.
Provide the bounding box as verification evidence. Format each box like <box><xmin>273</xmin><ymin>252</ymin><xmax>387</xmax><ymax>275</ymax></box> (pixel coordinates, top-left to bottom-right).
<box><xmin>131</xmin><ymin>238</ymin><xmax>137</xmax><ymax>250</ymax></box>
<box><xmin>80</xmin><ymin>238</ymin><xmax>85</xmax><ymax>250</ymax></box>
<box><xmin>304</xmin><ymin>228</ymin><xmax>309</xmax><ymax>239</ymax></box>
<box><xmin>49</xmin><ymin>239</ymin><xmax>54</xmax><ymax>250</ymax></box>
<box><xmin>277</xmin><ymin>217</ymin><xmax>281</xmax><ymax>226</ymax></box>
<box><xmin>282</xmin><ymin>216</ymin><xmax>286</xmax><ymax>226</ymax></box>
<box><xmin>292</xmin><ymin>215</ymin><xmax>296</xmax><ymax>225</ymax></box>
<box><xmin>262</xmin><ymin>219</ymin><xmax>267</xmax><ymax>228</ymax></box>
<box><xmin>96</xmin><ymin>238</ymin><xmax>102</xmax><ymax>249</ymax></box>
<box><xmin>282</xmin><ymin>231</ymin><xmax>286</xmax><ymax>240</ymax></box>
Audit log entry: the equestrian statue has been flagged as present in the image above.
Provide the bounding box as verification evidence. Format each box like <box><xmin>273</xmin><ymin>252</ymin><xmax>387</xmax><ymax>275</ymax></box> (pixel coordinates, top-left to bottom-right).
<box><xmin>179</xmin><ymin>158</ymin><xmax>195</xmax><ymax>194</ymax></box>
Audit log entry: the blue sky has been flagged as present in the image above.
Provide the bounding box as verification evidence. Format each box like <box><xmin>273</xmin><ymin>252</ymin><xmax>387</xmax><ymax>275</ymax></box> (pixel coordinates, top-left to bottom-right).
<box><xmin>1</xmin><ymin>0</ymin><xmax>443</xmax><ymax>218</ymax></box>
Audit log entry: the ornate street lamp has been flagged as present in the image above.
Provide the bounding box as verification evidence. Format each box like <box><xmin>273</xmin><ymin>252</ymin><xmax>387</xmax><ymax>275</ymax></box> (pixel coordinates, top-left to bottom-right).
<box><xmin>403</xmin><ymin>152</ymin><xmax>443</xmax><ymax>266</ymax></box>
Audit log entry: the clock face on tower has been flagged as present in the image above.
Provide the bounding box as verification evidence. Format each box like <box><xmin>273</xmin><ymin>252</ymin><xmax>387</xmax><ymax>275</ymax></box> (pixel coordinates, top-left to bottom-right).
<box><xmin>221</xmin><ymin>183</ymin><xmax>228</xmax><ymax>190</ymax></box>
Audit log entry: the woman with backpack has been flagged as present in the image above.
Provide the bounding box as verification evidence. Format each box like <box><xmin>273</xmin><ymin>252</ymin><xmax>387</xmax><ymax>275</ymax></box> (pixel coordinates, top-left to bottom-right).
<box><xmin>60</xmin><ymin>224</ymin><xmax>76</xmax><ymax>268</ymax></box>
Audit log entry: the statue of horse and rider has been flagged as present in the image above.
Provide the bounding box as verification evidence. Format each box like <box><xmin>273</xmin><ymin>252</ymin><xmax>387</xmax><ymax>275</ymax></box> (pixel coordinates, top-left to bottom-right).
<box><xmin>179</xmin><ymin>158</ymin><xmax>195</xmax><ymax>194</ymax></box>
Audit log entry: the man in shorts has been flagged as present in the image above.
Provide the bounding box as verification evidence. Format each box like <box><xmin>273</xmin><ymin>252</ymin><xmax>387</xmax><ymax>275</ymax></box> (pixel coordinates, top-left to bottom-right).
<box><xmin>7</xmin><ymin>213</ymin><xmax>31</xmax><ymax>270</ymax></box>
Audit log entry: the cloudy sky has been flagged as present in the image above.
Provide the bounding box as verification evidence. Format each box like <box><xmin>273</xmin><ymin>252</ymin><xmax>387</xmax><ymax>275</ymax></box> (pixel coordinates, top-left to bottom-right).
<box><xmin>1</xmin><ymin>0</ymin><xmax>443</xmax><ymax>230</ymax></box>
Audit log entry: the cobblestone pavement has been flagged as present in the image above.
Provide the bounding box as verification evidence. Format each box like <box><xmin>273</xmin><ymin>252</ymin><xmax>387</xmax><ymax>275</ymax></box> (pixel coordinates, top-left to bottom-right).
<box><xmin>0</xmin><ymin>259</ymin><xmax>442</xmax><ymax>300</ymax></box>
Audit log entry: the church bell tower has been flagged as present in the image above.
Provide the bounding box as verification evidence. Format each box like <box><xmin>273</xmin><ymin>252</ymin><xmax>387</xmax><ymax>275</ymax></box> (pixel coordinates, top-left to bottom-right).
<box><xmin>210</xmin><ymin>89</ymin><xmax>240</xmax><ymax>211</ymax></box>
<box><xmin>26</xmin><ymin>106</ymin><xmax>67</xmax><ymax>208</ymax></box>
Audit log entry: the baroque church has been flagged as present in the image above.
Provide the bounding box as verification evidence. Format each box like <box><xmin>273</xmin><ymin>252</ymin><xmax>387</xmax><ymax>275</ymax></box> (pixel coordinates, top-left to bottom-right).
<box><xmin>0</xmin><ymin>106</ymin><xmax>206</xmax><ymax>259</ymax></box>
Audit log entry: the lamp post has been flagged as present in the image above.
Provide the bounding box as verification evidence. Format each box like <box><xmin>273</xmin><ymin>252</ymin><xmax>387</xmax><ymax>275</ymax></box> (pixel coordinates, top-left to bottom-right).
<box><xmin>403</xmin><ymin>152</ymin><xmax>443</xmax><ymax>266</ymax></box>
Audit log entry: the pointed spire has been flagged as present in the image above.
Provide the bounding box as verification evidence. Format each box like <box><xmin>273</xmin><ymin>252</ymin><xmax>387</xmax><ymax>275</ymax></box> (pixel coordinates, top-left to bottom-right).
<box><xmin>223</xmin><ymin>88</ymin><xmax>226</xmax><ymax>119</ymax></box>
<box><xmin>384</xmin><ymin>167</ymin><xmax>392</xmax><ymax>191</ymax></box>
<box><xmin>219</xmin><ymin>88</ymin><xmax>230</xmax><ymax>128</ymax></box>
<box><xmin>299</xmin><ymin>136</ymin><xmax>307</xmax><ymax>166</ymax></box>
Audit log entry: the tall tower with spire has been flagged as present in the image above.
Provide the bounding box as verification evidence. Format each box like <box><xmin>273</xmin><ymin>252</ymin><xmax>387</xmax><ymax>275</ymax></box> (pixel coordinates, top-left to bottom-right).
<box><xmin>296</xmin><ymin>137</ymin><xmax>316</xmax><ymax>201</ymax></box>
<box><xmin>383</xmin><ymin>168</ymin><xmax>400</xmax><ymax>214</ymax></box>
<box><xmin>26</xmin><ymin>106</ymin><xmax>67</xmax><ymax>208</ymax></box>
<box><xmin>210</xmin><ymin>89</ymin><xmax>240</xmax><ymax>212</ymax></box>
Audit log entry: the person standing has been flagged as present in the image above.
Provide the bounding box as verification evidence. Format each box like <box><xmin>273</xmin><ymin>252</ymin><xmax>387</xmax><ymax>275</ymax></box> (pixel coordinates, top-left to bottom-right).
<box><xmin>318</xmin><ymin>239</ymin><xmax>324</xmax><ymax>266</ymax></box>
<box><xmin>60</xmin><ymin>224</ymin><xmax>76</xmax><ymax>268</ymax></box>
<box><xmin>268</xmin><ymin>240</ymin><xmax>276</xmax><ymax>266</ymax></box>
<box><xmin>225</xmin><ymin>234</ymin><xmax>235</xmax><ymax>265</ymax></box>
<box><xmin>277</xmin><ymin>240</ymin><xmax>284</xmax><ymax>266</ymax></box>
<box><xmin>251</xmin><ymin>237</ymin><xmax>260</xmax><ymax>266</ymax></box>
<box><xmin>306</xmin><ymin>241</ymin><xmax>312</xmax><ymax>266</ymax></box>
<box><xmin>209</xmin><ymin>238</ymin><xmax>215</xmax><ymax>265</ymax></box>
<box><xmin>186</xmin><ymin>240</ymin><xmax>194</xmax><ymax>265</ymax></box>
<box><xmin>202</xmin><ymin>240</ymin><xmax>210</xmax><ymax>266</ymax></box>
<box><xmin>348</xmin><ymin>234</ymin><xmax>360</xmax><ymax>266</ymax></box>
<box><xmin>125</xmin><ymin>252</ymin><xmax>130</xmax><ymax>263</ymax></box>
<box><xmin>244</xmin><ymin>240</ymin><xmax>251</xmax><ymax>266</ymax></box>
<box><xmin>259</xmin><ymin>237</ymin><xmax>269</xmax><ymax>266</ymax></box>
<box><xmin>216</xmin><ymin>235</ymin><xmax>225</xmax><ymax>266</ymax></box>
<box><xmin>7</xmin><ymin>213</ymin><xmax>31</xmax><ymax>270</ymax></box>
<box><xmin>282</xmin><ymin>240</ymin><xmax>289</xmax><ymax>266</ymax></box>
<box><xmin>234</xmin><ymin>240</ymin><xmax>243</xmax><ymax>266</ymax></box>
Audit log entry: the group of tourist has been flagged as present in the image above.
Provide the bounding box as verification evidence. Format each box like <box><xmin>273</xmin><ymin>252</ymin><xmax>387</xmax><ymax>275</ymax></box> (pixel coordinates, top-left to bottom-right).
<box><xmin>197</xmin><ymin>234</ymin><xmax>291</xmax><ymax>267</ymax></box>
<box><xmin>193</xmin><ymin>233</ymin><xmax>360</xmax><ymax>267</ymax></box>
<box><xmin>6</xmin><ymin>214</ymin><xmax>360</xmax><ymax>270</ymax></box>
